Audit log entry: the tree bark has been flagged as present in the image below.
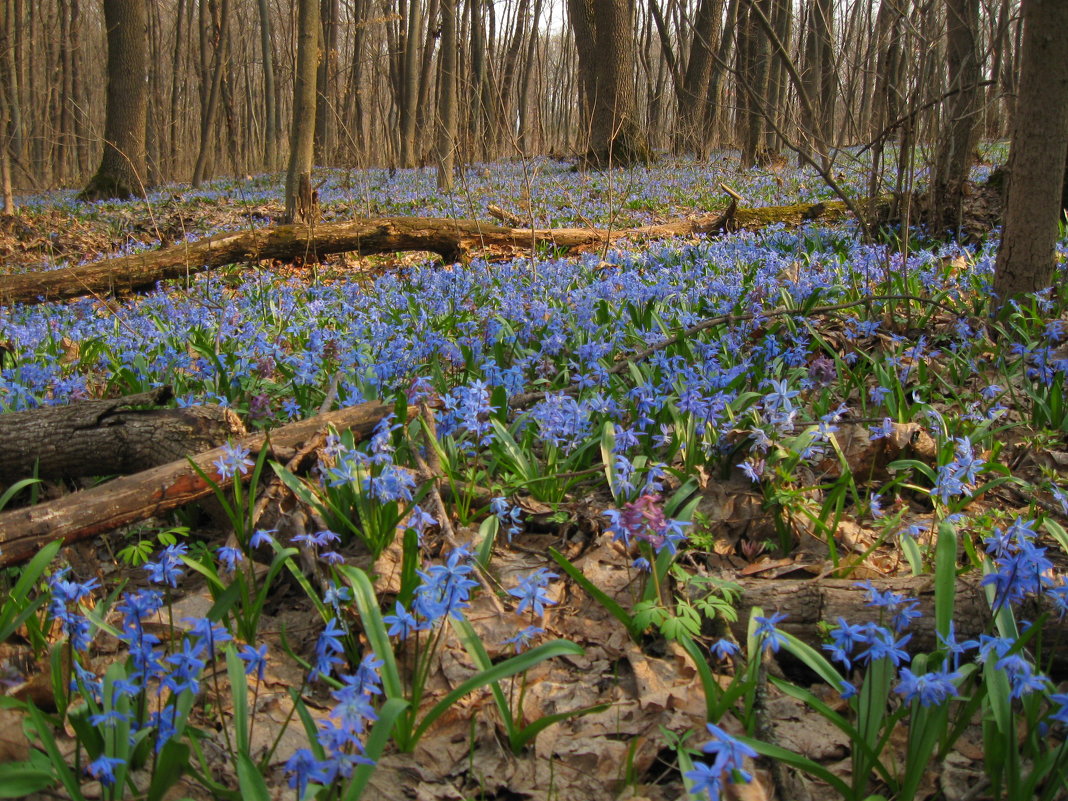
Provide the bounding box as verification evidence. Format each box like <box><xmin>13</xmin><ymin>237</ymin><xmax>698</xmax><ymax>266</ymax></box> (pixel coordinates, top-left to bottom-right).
<box><xmin>78</xmin><ymin>0</ymin><xmax>148</xmax><ymax>201</ymax></box>
<box><xmin>726</xmin><ymin>575</ymin><xmax>1068</xmax><ymax>667</ymax></box>
<box><xmin>930</xmin><ymin>0</ymin><xmax>981</xmax><ymax>236</ymax></box>
<box><xmin>257</xmin><ymin>0</ymin><xmax>279</xmax><ymax>170</ymax></box>
<box><xmin>568</xmin><ymin>0</ymin><xmax>650</xmax><ymax>167</ymax></box>
<box><xmin>0</xmin><ymin>400</ymin><xmax>405</xmax><ymax>568</ymax></box>
<box><xmin>284</xmin><ymin>0</ymin><xmax>320</xmax><ymax>224</ymax></box>
<box><xmin>0</xmin><ymin>198</ymin><xmax>877</xmax><ymax>307</ymax></box>
<box><xmin>993</xmin><ymin>0</ymin><xmax>1068</xmax><ymax>302</ymax></box>
<box><xmin>435</xmin><ymin>0</ymin><xmax>457</xmax><ymax>190</ymax></box>
<box><xmin>0</xmin><ymin>387</ymin><xmax>246</xmax><ymax>484</ymax></box>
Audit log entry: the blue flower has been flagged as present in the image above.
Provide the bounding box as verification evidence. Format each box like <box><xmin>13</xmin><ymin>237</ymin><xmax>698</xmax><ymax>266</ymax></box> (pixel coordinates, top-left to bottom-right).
<box><xmin>753</xmin><ymin>611</ymin><xmax>788</xmax><ymax>653</ymax></box>
<box><xmin>700</xmin><ymin>721</ymin><xmax>758</xmax><ymax>782</ymax></box>
<box><xmin>214</xmin><ymin>441</ymin><xmax>254</xmax><ymax>479</ymax></box>
<box><xmin>216</xmin><ymin>545</ymin><xmax>244</xmax><ymax>573</ymax></box>
<box><xmin>86</xmin><ymin>755</ymin><xmax>125</xmax><ymax>787</ymax></box>
<box><xmin>895</xmin><ymin>667</ymin><xmax>960</xmax><ymax>706</ymax></box>
<box><xmin>239</xmin><ymin>643</ymin><xmax>268</xmax><ymax>681</ymax></box>
<box><xmin>383</xmin><ymin>601</ymin><xmax>418</xmax><ymax>639</ymax></box>
<box><xmin>709</xmin><ymin>638</ymin><xmax>740</xmax><ymax>660</ymax></box>
<box><xmin>285</xmin><ymin>748</ymin><xmax>329</xmax><ymax>799</ymax></box>
<box><xmin>503</xmin><ymin>625</ymin><xmax>544</xmax><ymax>653</ymax></box>
<box><xmin>508</xmin><ymin>569</ymin><xmax>557</xmax><ymax>617</ymax></box>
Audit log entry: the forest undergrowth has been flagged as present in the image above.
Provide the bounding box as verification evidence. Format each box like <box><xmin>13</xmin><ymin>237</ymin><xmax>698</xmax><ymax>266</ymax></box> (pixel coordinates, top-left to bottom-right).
<box><xmin>1</xmin><ymin>148</ymin><xmax>1067</xmax><ymax>801</ymax></box>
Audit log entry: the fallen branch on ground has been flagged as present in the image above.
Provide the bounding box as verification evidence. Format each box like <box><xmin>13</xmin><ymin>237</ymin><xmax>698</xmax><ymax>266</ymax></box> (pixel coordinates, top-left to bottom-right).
<box><xmin>0</xmin><ymin>399</ymin><xmax>413</xmax><ymax>567</ymax></box>
<box><xmin>0</xmin><ymin>386</ymin><xmax>246</xmax><ymax>484</ymax></box>
<box><xmin>0</xmin><ymin>198</ymin><xmax>873</xmax><ymax>307</ymax></box>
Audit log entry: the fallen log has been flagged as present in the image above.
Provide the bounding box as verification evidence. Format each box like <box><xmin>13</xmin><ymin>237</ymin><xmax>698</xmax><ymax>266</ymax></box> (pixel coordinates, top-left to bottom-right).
<box><xmin>0</xmin><ymin>198</ymin><xmax>863</xmax><ymax>307</ymax></box>
<box><xmin>727</xmin><ymin>575</ymin><xmax>1068</xmax><ymax>668</ymax></box>
<box><xmin>0</xmin><ymin>399</ymin><xmax>411</xmax><ymax>567</ymax></box>
<box><xmin>0</xmin><ymin>386</ymin><xmax>246</xmax><ymax>484</ymax></box>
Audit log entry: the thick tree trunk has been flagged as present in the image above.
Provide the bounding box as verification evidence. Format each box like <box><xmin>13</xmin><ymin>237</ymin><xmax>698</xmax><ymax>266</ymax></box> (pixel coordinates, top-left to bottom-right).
<box><xmin>568</xmin><ymin>0</ymin><xmax>650</xmax><ymax>167</ymax></box>
<box><xmin>0</xmin><ymin>198</ymin><xmax>874</xmax><ymax>307</ymax></box>
<box><xmin>993</xmin><ymin>0</ymin><xmax>1068</xmax><ymax>302</ymax></box>
<box><xmin>78</xmin><ymin>0</ymin><xmax>147</xmax><ymax>201</ymax></box>
<box><xmin>0</xmin><ymin>400</ymin><xmax>404</xmax><ymax>568</ymax></box>
<box><xmin>0</xmin><ymin>387</ymin><xmax>245</xmax><ymax>484</ymax></box>
<box><xmin>284</xmin><ymin>0</ymin><xmax>320</xmax><ymax>224</ymax></box>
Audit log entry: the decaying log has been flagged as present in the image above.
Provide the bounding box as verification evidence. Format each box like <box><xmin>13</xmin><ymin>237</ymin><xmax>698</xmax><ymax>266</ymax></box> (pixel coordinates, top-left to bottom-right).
<box><xmin>0</xmin><ymin>199</ymin><xmax>864</xmax><ymax>307</ymax></box>
<box><xmin>0</xmin><ymin>386</ymin><xmax>246</xmax><ymax>484</ymax></box>
<box><xmin>728</xmin><ymin>575</ymin><xmax>1068</xmax><ymax>667</ymax></box>
<box><xmin>0</xmin><ymin>399</ymin><xmax>410</xmax><ymax>567</ymax></box>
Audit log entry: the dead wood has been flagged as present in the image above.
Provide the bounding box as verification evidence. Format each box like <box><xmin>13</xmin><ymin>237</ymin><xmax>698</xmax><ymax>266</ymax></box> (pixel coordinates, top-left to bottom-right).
<box><xmin>727</xmin><ymin>574</ymin><xmax>1068</xmax><ymax>667</ymax></box>
<box><xmin>0</xmin><ymin>199</ymin><xmax>864</xmax><ymax>307</ymax></box>
<box><xmin>0</xmin><ymin>399</ymin><xmax>410</xmax><ymax>567</ymax></box>
<box><xmin>0</xmin><ymin>386</ymin><xmax>247</xmax><ymax>484</ymax></box>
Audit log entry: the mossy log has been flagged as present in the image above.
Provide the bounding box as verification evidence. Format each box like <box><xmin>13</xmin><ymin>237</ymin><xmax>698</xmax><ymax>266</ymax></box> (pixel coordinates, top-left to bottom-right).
<box><xmin>0</xmin><ymin>198</ymin><xmax>864</xmax><ymax>307</ymax></box>
<box><xmin>0</xmin><ymin>399</ymin><xmax>410</xmax><ymax>567</ymax></box>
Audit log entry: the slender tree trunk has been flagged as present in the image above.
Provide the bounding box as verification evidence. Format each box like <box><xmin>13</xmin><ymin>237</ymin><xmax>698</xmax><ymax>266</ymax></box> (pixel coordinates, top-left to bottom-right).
<box><xmin>436</xmin><ymin>0</ymin><xmax>457</xmax><ymax>189</ymax></box>
<box><xmin>398</xmin><ymin>0</ymin><xmax>422</xmax><ymax>167</ymax></box>
<box><xmin>257</xmin><ymin>0</ymin><xmax>278</xmax><ymax>170</ymax></box>
<box><xmin>315</xmin><ymin>0</ymin><xmax>339</xmax><ymax>164</ymax></box>
<box><xmin>79</xmin><ymin>0</ymin><xmax>147</xmax><ymax>201</ymax></box>
<box><xmin>285</xmin><ymin>0</ymin><xmax>319</xmax><ymax>223</ymax></box>
<box><xmin>993</xmin><ymin>0</ymin><xmax>1068</xmax><ymax>302</ymax></box>
<box><xmin>191</xmin><ymin>0</ymin><xmax>229</xmax><ymax>187</ymax></box>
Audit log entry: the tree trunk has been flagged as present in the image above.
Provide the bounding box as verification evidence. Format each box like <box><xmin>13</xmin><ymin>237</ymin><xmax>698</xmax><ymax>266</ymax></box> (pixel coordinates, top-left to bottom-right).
<box><xmin>257</xmin><ymin>0</ymin><xmax>278</xmax><ymax>170</ymax></box>
<box><xmin>0</xmin><ymin>387</ymin><xmax>246</xmax><ymax>484</ymax></box>
<box><xmin>993</xmin><ymin>0</ymin><xmax>1068</xmax><ymax>303</ymax></box>
<box><xmin>191</xmin><ymin>0</ymin><xmax>229</xmax><ymax>187</ymax></box>
<box><xmin>314</xmin><ymin>0</ymin><xmax>339</xmax><ymax>164</ymax></box>
<box><xmin>930</xmin><ymin>0</ymin><xmax>981</xmax><ymax>236</ymax></box>
<box><xmin>78</xmin><ymin>0</ymin><xmax>147</xmax><ymax>201</ymax></box>
<box><xmin>0</xmin><ymin>400</ymin><xmax>404</xmax><ymax>568</ymax></box>
<box><xmin>398</xmin><ymin>0</ymin><xmax>423</xmax><ymax>167</ymax></box>
<box><xmin>284</xmin><ymin>0</ymin><xmax>319</xmax><ymax>224</ymax></box>
<box><xmin>435</xmin><ymin>0</ymin><xmax>457</xmax><ymax>190</ymax></box>
<box><xmin>568</xmin><ymin>0</ymin><xmax>650</xmax><ymax>167</ymax></box>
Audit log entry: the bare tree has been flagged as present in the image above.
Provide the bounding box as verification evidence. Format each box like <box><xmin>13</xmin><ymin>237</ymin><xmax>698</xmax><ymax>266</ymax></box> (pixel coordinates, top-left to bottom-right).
<box><xmin>435</xmin><ymin>0</ymin><xmax>457</xmax><ymax>190</ymax></box>
<box><xmin>993</xmin><ymin>0</ymin><xmax>1068</xmax><ymax>302</ymax></box>
<box><xmin>568</xmin><ymin>0</ymin><xmax>649</xmax><ymax>166</ymax></box>
<box><xmin>284</xmin><ymin>0</ymin><xmax>319</xmax><ymax>224</ymax></box>
<box><xmin>79</xmin><ymin>0</ymin><xmax>147</xmax><ymax>201</ymax></box>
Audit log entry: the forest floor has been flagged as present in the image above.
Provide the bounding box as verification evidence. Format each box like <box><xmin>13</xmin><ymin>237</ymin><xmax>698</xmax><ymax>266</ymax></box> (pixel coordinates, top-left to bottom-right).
<box><xmin>2</xmin><ymin>146</ymin><xmax>1067</xmax><ymax>801</ymax></box>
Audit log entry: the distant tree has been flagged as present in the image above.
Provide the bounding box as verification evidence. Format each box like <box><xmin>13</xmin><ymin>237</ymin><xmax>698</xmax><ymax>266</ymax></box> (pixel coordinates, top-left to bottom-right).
<box><xmin>993</xmin><ymin>0</ymin><xmax>1068</xmax><ymax>302</ymax></box>
<box><xmin>567</xmin><ymin>0</ymin><xmax>650</xmax><ymax>167</ymax></box>
<box><xmin>284</xmin><ymin>0</ymin><xmax>319</xmax><ymax>224</ymax></box>
<box><xmin>79</xmin><ymin>0</ymin><xmax>148</xmax><ymax>201</ymax></box>
<box><xmin>435</xmin><ymin>0</ymin><xmax>458</xmax><ymax>190</ymax></box>
<box><xmin>930</xmin><ymin>0</ymin><xmax>981</xmax><ymax>235</ymax></box>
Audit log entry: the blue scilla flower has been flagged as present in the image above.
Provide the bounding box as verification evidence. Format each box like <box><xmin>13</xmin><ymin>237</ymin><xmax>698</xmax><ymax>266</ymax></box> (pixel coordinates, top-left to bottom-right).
<box><xmin>383</xmin><ymin>601</ymin><xmax>418</xmax><ymax>639</ymax></box>
<box><xmin>895</xmin><ymin>667</ymin><xmax>961</xmax><ymax>707</ymax></box>
<box><xmin>239</xmin><ymin>643</ymin><xmax>268</xmax><ymax>681</ymax></box>
<box><xmin>144</xmin><ymin>543</ymin><xmax>188</xmax><ymax>587</ymax></box>
<box><xmin>86</xmin><ymin>755</ymin><xmax>125</xmax><ymax>787</ymax></box>
<box><xmin>48</xmin><ymin>568</ymin><xmax>98</xmax><ymax>652</ymax></box>
<box><xmin>285</xmin><ymin>748</ymin><xmax>329</xmax><ymax>799</ymax></box>
<box><xmin>508</xmin><ymin>569</ymin><xmax>558</xmax><ymax>617</ymax></box>
<box><xmin>754</xmin><ymin>611</ymin><xmax>788</xmax><ymax>653</ymax></box>
<box><xmin>700</xmin><ymin>721</ymin><xmax>758</xmax><ymax>782</ymax></box>
<box><xmin>213</xmin><ymin>441</ymin><xmax>254</xmax><ymax>480</ymax></box>
<box><xmin>710</xmin><ymin>638</ymin><xmax>740</xmax><ymax>661</ymax></box>
<box><xmin>504</xmin><ymin>625</ymin><xmax>544</xmax><ymax>653</ymax></box>
<box><xmin>311</xmin><ymin>618</ymin><xmax>348</xmax><ymax>682</ymax></box>
<box><xmin>995</xmin><ymin>654</ymin><xmax>1048</xmax><ymax>699</ymax></box>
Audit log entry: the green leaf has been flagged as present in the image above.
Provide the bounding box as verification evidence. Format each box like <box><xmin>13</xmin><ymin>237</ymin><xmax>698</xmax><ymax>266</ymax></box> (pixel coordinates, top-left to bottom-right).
<box><xmin>738</xmin><ymin>735</ymin><xmax>853</xmax><ymax>798</ymax></box>
<box><xmin>236</xmin><ymin>753</ymin><xmax>271</xmax><ymax>801</ymax></box>
<box><xmin>226</xmin><ymin>645</ymin><xmax>250</xmax><ymax>756</ymax></box>
<box><xmin>0</xmin><ymin>763</ymin><xmax>55</xmax><ymax>797</ymax></box>
<box><xmin>411</xmin><ymin>638</ymin><xmax>584</xmax><ymax>747</ymax></box>
<box><xmin>934</xmin><ymin>520</ymin><xmax>957</xmax><ymax>642</ymax></box>
<box><xmin>146</xmin><ymin>740</ymin><xmax>191</xmax><ymax>801</ymax></box>
<box><xmin>337</xmin><ymin>566</ymin><xmax>404</xmax><ymax>701</ymax></box>
<box><xmin>550</xmin><ymin>547</ymin><xmax>638</xmax><ymax>639</ymax></box>
<box><xmin>510</xmin><ymin>702</ymin><xmax>610</xmax><ymax>751</ymax></box>
<box><xmin>341</xmin><ymin>697</ymin><xmax>410</xmax><ymax>801</ymax></box>
<box><xmin>25</xmin><ymin>704</ymin><xmax>86</xmax><ymax>801</ymax></box>
<box><xmin>477</xmin><ymin>515</ymin><xmax>499</xmax><ymax>569</ymax></box>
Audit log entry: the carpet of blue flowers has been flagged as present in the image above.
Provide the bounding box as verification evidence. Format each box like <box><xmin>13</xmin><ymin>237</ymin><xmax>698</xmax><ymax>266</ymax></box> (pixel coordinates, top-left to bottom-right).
<box><xmin>1</xmin><ymin>150</ymin><xmax>1067</xmax><ymax>801</ymax></box>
